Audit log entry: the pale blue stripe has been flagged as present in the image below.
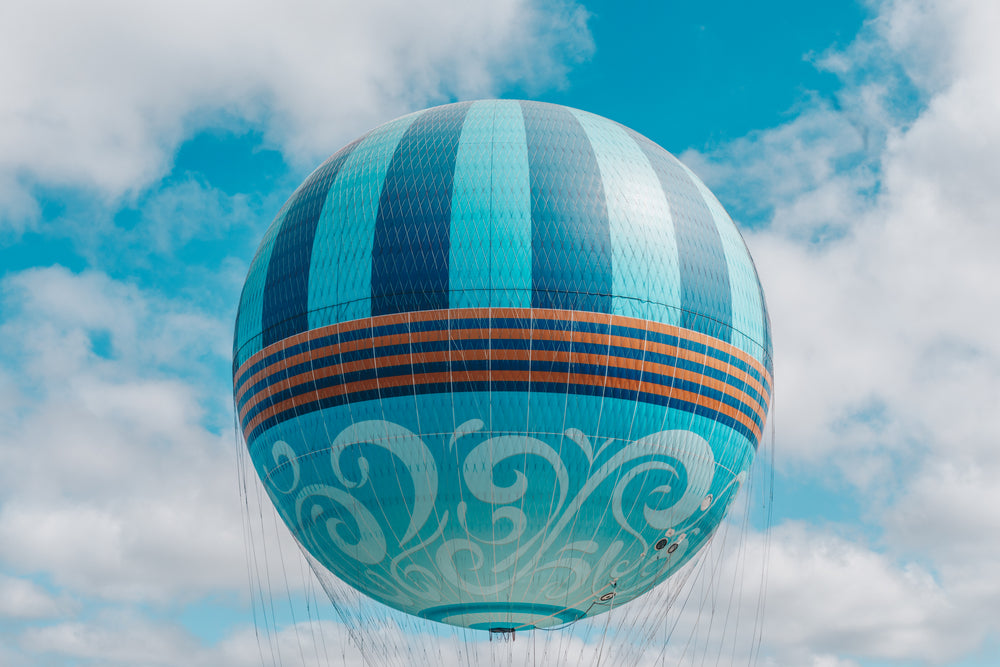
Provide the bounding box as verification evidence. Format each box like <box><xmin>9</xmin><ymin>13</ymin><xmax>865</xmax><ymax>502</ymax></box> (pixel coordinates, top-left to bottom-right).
<box><xmin>682</xmin><ymin>163</ymin><xmax>766</xmax><ymax>359</ymax></box>
<box><xmin>308</xmin><ymin>112</ymin><xmax>421</xmax><ymax>328</ymax></box>
<box><xmin>449</xmin><ymin>100</ymin><xmax>530</xmax><ymax>308</ymax></box>
<box><xmin>488</xmin><ymin>100</ymin><xmax>531</xmax><ymax>308</ymax></box>
<box><xmin>572</xmin><ymin>110</ymin><xmax>681</xmax><ymax>326</ymax></box>
<box><xmin>235</xmin><ymin>204</ymin><xmax>289</xmax><ymax>368</ymax></box>
<box><xmin>449</xmin><ymin>101</ymin><xmax>496</xmax><ymax>308</ymax></box>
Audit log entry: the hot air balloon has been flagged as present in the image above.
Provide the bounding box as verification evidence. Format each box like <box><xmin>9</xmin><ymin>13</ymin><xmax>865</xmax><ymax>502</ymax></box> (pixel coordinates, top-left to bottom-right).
<box><xmin>233</xmin><ymin>100</ymin><xmax>772</xmax><ymax>635</ymax></box>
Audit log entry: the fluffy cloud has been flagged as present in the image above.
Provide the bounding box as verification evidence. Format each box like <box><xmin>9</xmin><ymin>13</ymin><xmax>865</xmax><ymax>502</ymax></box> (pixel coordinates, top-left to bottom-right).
<box><xmin>759</xmin><ymin>524</ymin><xmax>972</xmax><ymax>664</ymax></box>
<box><xmin>0</xmin><ymin>575</ymin><xmax>74</xmax><ymax>620</ymax></box>
<box><xmin>0</xmin><ymin>1</ymin><xmax>594</xmax><ymax>660</ymax></box>
<box><xmin>684</xmin><ymin>0</ymin><xmax>1000</xmax><ymax>662</ymax></box>
<box><xmin>0</xmin><ymin>0</ymin><xmax>592</xmax><ymax>228</ymax></box>
<box><xmin>0</xmin><ymin>266</ymin><xmax>284</xmax><ymax>601</ymax></box>
<box><xmin>689</xmin><ymin>0</ymin><xmax>1000</xmax><ymax>476</ymax></box>
<box><xmin>5</xmin><ymin>0</ymin><xmax>1000</xmax><ymax>664</ymax></box>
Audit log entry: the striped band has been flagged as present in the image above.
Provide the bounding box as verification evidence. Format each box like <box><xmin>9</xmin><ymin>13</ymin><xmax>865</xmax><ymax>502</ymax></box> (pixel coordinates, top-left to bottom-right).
<box><xmin>234</xmin><ymin>308</ymin><xmax>772</xmax><ymax>448</ymax></box>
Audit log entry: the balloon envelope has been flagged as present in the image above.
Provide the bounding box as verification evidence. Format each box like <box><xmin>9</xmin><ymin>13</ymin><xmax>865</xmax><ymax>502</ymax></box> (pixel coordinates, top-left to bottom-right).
<box><xmin>233</xmin><ymin>100</ymin><xmax>772</xmax><ymax>631</ymax></box>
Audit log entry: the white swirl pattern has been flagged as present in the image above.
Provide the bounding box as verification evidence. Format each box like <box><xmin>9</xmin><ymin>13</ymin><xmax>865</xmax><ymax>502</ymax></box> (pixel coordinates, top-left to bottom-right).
<box><xmin>264</xmin><ymin>418</ymin><xmax>743</xmax><ymax>628</ymax></box>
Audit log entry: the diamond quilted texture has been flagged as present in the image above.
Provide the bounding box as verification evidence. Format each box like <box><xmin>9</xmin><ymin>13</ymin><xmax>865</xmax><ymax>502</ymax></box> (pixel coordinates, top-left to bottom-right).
<box><xmin>683</xmin><ymin>163</ymin><xmax>767</xmax><ymax>362</ymax></box>
<box><xmin>308</xmin><ymin>112</ymin><xmax>419</xmax><ymax>328</ymax></box>
<box><xmin>521</xmin><ymin>101</ymin><xmax>612</xmax><ymax>314</ymax></box>
<box><xmin>628</xmin><ymin>129</ymin><xmax>734</xmax><ymax>342</ymax></box>
<box><xmin>371</xmin><ymin>102</ymin><xmax>472</xmax><ymax>316</ymax></box>
<box><xmin>571</xmin><ymin>108</ymin><xmax>683</xmax><ymax>324</ymax></box>
<box><xmin>234</xmin><ymin>202</ymin><xmax>289</xmax><ymax>369</ymax></box>
<box><xmin>233</xmin><ymin>100</ymin><xmax>773</xmax><ymax>633</ymax></box>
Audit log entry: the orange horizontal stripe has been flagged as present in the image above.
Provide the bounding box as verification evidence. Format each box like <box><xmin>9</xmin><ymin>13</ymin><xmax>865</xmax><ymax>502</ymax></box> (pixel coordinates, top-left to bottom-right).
<box><xmin>242</xmin><ymin>364</ymin><xmax>763</xmax><ymax>442</ymax></box>
<box><xmin>237</xmin><ymin>344</ymin><xmax>768</xmax><ymax>428</ymax></box>
<box><xmin>235</xmin><ymin>323</ymin><xmax>769</xmax><ymax>409</ymax></box>
<box><xmin>235</xmin><ymin>308</ymin><xmax>772</xmax><ymax>397</ymax></box>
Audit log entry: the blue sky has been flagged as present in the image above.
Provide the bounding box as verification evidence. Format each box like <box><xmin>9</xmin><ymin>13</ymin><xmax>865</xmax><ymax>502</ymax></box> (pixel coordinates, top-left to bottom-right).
<box><xmin>2</xmin><ymin>0</ymin><xmax>999</xmax><ymax>665</ymax></box>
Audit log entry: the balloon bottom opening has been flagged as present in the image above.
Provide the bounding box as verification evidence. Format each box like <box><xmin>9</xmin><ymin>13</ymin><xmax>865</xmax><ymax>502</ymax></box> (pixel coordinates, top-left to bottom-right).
<box><xmin>418</xmin><ymin>602</ymin><xmax>587</xmax><ymax>631</ymax></box>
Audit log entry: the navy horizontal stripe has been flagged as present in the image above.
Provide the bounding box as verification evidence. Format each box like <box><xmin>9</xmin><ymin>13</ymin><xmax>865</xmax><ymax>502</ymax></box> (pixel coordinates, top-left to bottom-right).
<box><xmin>236</xmin><ymin>335</ymin><xmax>767</xmax><ymax>419</ymax></box>
<box><xmin>239</xmin><ymin>356</ymin><xmax>766</xmax><ymax>439</ymax></box>
<box><xmin>245</xmin><ymin>381</ymin><xmax>759</xmax><ymax>451</ymax></box>
<box><xmin>236</xmin><ymin>335</ymin><xmax>768</xmax><ymax>424</ymax></box>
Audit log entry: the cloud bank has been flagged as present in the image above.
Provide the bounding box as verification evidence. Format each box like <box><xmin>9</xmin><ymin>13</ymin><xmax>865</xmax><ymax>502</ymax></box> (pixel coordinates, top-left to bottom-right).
<box><xmin>0</xmin><ymin>0</ymin><xmax>592</xmax><ymax>227</ymax></box>
<box><xmin>2</xmin><ymin>0</ymin><xmax>1000</xmax><ymax>664</ymax></box>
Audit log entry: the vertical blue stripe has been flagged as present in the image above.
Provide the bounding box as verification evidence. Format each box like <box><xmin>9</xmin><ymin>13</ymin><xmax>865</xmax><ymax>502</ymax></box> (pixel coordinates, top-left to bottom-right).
<box><xmin>489</xmin><ymin>102</ymin><xmax>532</xmax><ymax>308</ymax></box>
<box><xmin>234</xmin><ymin>203</ymin><xmax>290</xmax><ymax>371</ymax></box>
<box><xmin>682</xmin><ymin>162</ymin><xmax>765</xmax><ymax>358</ymax></box>
<box><xmin>759</xmin><ymin>280</ymin><xmax>773</xmax><ymax>379</ymax></box>
<box><xmin>450</xmin><ymin>100</ymin><xmax>532</xmax><ymax>309</ymax></box>
<box><xmin>261</xmin><ymin>140</ymin><xmax>361</xmax><ymax>347</ymax></box>
<box><xmin>308</xmin><ymin>114</ymin><xmax>420</xmax><ymax>328</ymax></box>
<box><xmin>629</xmin><ymin>131</ymin><xmax>733</xmax><ymax>341</ymax></box>
<box><xmin>449</xmin><ymin>101</ymin><xmax>496</xmax><ymax>308</ymax></box>
<box><xmin>571</xmin><ymin>109</ymin><xmax>682</xmax><ymax>325</ymax></box>
<box><xmin>371</xmin><ymin>102</ymin><xmax>472</xmax><ymax>316</ymax></box>
<box><xmin>521</xmin><ymin>101</ymin><xmax>612</xmax><ymax>313</ymax></box>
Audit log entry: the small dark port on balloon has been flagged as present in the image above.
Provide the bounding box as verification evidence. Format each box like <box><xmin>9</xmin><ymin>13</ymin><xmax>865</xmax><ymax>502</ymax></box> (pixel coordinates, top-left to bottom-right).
<box><xmin>599</xmin><ymin>592</ymin><xmax>616</xmax><ymax>602</ymax></box>
<box><xmin>667</xmin><ymin>543</ymin><xmax>679</xmax><ymax>554</ymax></box>
<box><xmin>655</xmin><ymin>538</ymin><xmax>669</xmax><ymax>550</ymax></box>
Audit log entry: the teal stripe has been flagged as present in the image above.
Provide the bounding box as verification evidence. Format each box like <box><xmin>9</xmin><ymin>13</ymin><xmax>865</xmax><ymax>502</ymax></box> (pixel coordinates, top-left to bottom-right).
<box><xmin>572</xmin><ymin>110</ymin><xmax>682</xmax><ymax>325</ymax></box>
<box><xmin>307</xmin><ymin>112</ymin><xmax>421</xmax><ymax>328</ymax></box>
<box><xmin>682</xmin><ymin>163</ymin><xmax>766</xmax><ymax>360</ymax></box>
<box><xmin>449</xmin><ymin>101</ymin><xmax>494</xmax><ymax>308</ymax></box>
<box><xmin>449</xmin><ymin>100</ymin><xmax>531</xmax><ymax>309</ymax></box>
<box><xmin>234</xmin><ymin>204</ymin><xmax>290</xmax><ymax>369</ymax></box>
<box><xmin>489</xmin><ymin>102</ymin><xmax>531</xmax><ymax>308</ymax></box>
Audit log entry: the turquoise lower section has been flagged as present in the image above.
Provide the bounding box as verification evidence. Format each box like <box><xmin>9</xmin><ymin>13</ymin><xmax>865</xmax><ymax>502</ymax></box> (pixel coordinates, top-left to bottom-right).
<box><xmin>249</xmin><ymin>391</ymin><xmax>754</xmax><ymax>630</ymax></box>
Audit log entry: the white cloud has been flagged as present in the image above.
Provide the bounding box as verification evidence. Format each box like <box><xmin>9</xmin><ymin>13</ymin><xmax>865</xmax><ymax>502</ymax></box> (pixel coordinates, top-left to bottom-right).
<box><xmin>19</xmin><ymin>612</ymin><xmax>204</xmax><ymax>667</ymax></box>
<box><xmin>136</xmin><ymin>178</ymin><xmax>258</xmax><ymax>254</ymax></box>
<box><xmin>0</xmin><ymin>266</ymin><xmax>266</xmax><ymax>601</ymax></box>
<box><xmin>13</xmin><ymin>607</ymin><xmax>758</xmax><ymax>667</ymax></box>
<box><xmin>1</xmin><ymin>266</ymin><xmax>227</xmax><ymax>381</ymax></box>
<box><xmin>687</xmin><ymin>0</ymin><xmax>1000</xmax><ymax>477</ymax></box>
<box><xmin>681</xmin><ymin>0</ymin><xmax>1000</xmax><ymax>663</ymax></box>
<box><xmin>0</xmin><ymin>574</ymin><xmax>74</xmax><ymax>619</ymax></box>
<box><xmin>0</xmin><ymin>0</ymin><xmax>592</xmax><ymax>228</ymax></box>
<box><xmin>883</xmin><ymin>459</ymin><xmax>1000</xmax><ymax>605</ymax></box>
<box><xmin>5</xmin><ymin>0</ymin><xmax>1000</xmax><ymax>664</ymax></box>
<box><xmin>758</xmin><ymin>523</ymin><xmax>973</xmax><ymax>664</ymax></box>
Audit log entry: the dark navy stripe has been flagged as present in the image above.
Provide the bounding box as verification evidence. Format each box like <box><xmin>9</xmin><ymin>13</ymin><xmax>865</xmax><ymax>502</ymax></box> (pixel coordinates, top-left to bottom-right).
<box><xmin>758</xmin><ymin>279</ymin><xmax>774</xmax><ymax>379</ymax></box>
<box><xmin>370</xmin><ymin>103</ymin><xmax>473</xmax><ymax>316</ymax></box>
<box><xmin>240</xmin><ymin>349</ymin><xmax>764</xmax><ymax>430</ymax></box>
<box><xmin>246</xmin><ymin>380</ymin><xmax>760</xmax><ymax>451</ymax></box>
<box><xmin>521</xmin><ymin>102</ymin><xmax>612</xmax><ymax>313</ymax></box>
<box><xmin>237</xmin><ymin>334</ymin><xmax>768</xmax><ymax>423</ymax></box>
<box><xmin>629</xmin><ymin>131</ymin><xmax>733</xmax><ymax>341</ymax></box>
<box><xmin>240</xmin><ymin>358</ymin><xmax>765</xmax><ymax>440</ymax></box>
<box><xmin>232</xmin><ymin>297</ymin><xmax>245</xmax><ymax>377</ymax></box>
<box><xmin>261</xmin><ymin>139</ymin><xmax>362</xmax><ymax>348</ymax></box>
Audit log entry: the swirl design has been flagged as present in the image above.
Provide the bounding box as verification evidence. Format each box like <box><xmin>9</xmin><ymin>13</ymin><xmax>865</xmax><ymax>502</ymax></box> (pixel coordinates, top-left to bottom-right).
<box><xmin>260</xmin><ymin>413</ymin><xmax>748</xmax><ymax>630</ymax></box>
